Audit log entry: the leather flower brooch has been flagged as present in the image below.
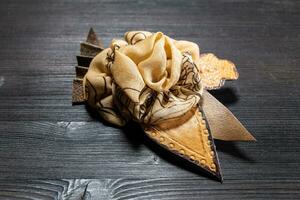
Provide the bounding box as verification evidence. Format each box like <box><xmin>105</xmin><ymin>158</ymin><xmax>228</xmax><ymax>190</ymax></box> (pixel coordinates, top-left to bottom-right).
<box><xmin>72</xmin><ymin>28</ymin><xmax>256</xmax><ymax>181</ymax></box>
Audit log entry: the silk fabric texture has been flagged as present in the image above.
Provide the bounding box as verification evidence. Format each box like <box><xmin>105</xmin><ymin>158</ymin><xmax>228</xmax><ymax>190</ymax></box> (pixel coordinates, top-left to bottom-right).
<box><xmin>84</xmin><ymin>31</ymin><xmax>214</xmax><ymax>126</ymax></box>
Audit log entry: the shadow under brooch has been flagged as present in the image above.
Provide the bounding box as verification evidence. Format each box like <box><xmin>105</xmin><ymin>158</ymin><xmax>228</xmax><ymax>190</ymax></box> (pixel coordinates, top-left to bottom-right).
<box><xmin>72</xmin><ymin>28</ymin><xmax>256</xmax><ymax>182</ymax></box>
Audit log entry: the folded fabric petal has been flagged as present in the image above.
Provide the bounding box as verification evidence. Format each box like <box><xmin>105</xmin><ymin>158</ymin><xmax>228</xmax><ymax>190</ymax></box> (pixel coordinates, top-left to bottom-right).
<box><xmin>84</xmin><ymin>31</ymin><xmax>203</xmax><ymax>126</ymax></box>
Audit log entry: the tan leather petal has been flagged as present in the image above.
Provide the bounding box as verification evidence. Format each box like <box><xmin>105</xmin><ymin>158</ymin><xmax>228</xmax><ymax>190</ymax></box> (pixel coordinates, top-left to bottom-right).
<box><xmin>202</xmin><ymin>90</ymin><xmax>256</xmax><ymax>141</ymax></box>
<box><xmin>143</xmin><ymin>108</ymin><xmax>222</xmax><ymax>180</ymax></box>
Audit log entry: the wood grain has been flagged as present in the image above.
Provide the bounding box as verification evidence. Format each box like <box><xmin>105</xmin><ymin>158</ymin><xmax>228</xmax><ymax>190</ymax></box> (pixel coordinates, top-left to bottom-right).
<box><xmin>0</xmin><ymin>0</ymin><xmax>299</xmax><ymax>199</ymax></box>
<box><xmin>0</xmin><ymin>179</ymin><xmax>299</xmax><ymax>199</ymax></box>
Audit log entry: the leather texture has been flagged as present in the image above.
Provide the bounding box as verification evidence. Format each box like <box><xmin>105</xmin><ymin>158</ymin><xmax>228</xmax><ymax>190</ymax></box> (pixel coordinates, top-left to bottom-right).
<box><xmin>202</xmin><ymin>91</ymin><xmax>256</xmax><ymax>141</ymax></box>
<box><xmin>72</xmin><ymin>78</ymin><xmax>85</xmax><ymax>104</ymax></box>
<box><xmin>143</xmin><ymin>107</ymin><xmax>222</xmax><ymax>180</ymax></box>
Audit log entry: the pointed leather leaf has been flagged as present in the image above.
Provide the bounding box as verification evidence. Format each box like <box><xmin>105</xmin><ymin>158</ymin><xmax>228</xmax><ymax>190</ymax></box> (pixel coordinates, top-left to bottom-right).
<box><xmin>143</xmin><ymin>108</ymin><xmax>222</xmax><ymax>180</ymax></box>
<box><xmin>202</xmin><ymin>90</ymin><xmax>256</xmax><ymax>141</ymax></box>
<box><xmin>86</xmin><ymin>27</ymin><xmax>103</xmax><ymax>47</ymax></box>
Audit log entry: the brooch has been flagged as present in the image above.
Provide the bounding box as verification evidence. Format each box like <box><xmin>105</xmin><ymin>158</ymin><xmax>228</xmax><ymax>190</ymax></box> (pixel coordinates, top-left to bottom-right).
<box><xmin>72</xmin><ymin>28</ymin><xmax>256</xmax><ymax>182</ymax></box>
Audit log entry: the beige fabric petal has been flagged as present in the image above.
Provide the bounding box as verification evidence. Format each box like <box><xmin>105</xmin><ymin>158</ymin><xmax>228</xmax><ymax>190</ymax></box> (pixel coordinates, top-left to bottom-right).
<box><xmin>83</xmin><ymin>31</ymin><xmax>202</xmax><ymax>126</ymax></box>
<box><xmin>174</xmin><ymin>40</ymin><xmax>200</xmax><ymax>62</ymax></box>
<box><xmin>125</xmin><ymin>31</ymin><xmax>152</xmax><ymax>45</ymax></box>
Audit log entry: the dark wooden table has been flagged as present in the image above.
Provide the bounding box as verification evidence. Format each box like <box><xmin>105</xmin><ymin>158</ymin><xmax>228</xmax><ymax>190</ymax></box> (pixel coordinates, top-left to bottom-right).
<box><xmin>0</xmin><ymin>0</ymin><xmax>299</xmax><ymax>199</ymax></box>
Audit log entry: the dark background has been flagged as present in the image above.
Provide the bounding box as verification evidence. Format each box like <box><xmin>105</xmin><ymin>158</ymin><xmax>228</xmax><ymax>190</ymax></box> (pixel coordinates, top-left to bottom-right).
<box><xmin>0</xmin><ymin>0</ymin><xmax>299</xmax><ymax>199</ymax></box>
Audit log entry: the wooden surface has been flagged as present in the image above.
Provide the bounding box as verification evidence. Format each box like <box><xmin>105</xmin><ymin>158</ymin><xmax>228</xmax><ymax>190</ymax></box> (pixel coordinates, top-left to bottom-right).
<box><xmin>0</xmin><ymin>0</ymin><xmax>299</xmax><ymax>199</ymax></box>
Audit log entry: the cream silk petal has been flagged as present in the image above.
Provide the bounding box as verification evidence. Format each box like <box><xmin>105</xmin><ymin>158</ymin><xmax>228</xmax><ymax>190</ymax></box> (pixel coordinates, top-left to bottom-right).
<box><xmin>83</xmin><ymin>31</ymin><xmax>202</xmax><ymax>126</ymax></box>
<box><xmin>84</xmin><ymin>48</ymin><xmax>127</xmax><ymax>126</ymax></box>
<box><xmin>124</xmin><ymin>31</ymin><xmax>153</xmax><ymax>45</ymax></box>
<box><xmin>174</xmin><ymin>40</ymin><xmax>200</xmax><ymax>62</ymax></box>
